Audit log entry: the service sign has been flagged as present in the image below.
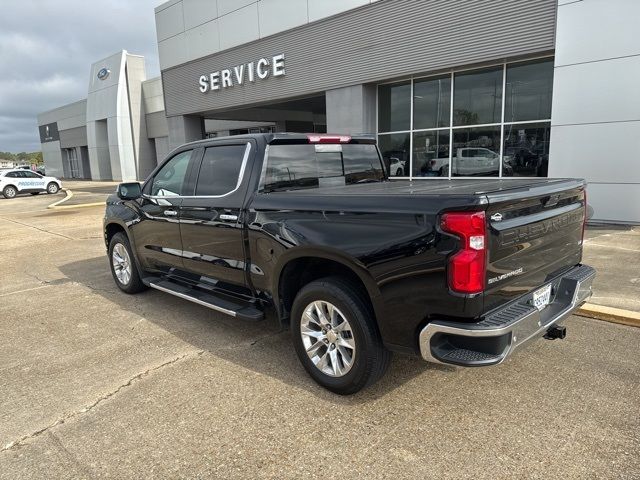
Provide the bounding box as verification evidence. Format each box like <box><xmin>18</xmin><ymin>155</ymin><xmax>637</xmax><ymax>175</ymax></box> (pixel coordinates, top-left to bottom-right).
<box><xmin>198</xmin><ymin>53</ymin><xmax>285</xmax><ymax>93</ymax></box>
<box><xmin>38</xmin><ymin>122</ymin><xmax>59</xmax><ymax>143</ymax></box>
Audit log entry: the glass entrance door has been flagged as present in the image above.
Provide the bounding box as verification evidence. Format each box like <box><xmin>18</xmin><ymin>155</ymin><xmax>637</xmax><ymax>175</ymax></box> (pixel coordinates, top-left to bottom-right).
<box><xmin>66</xmin><ymin>148</ymin><xmax>80</xmax><ymax>178</ymax></box>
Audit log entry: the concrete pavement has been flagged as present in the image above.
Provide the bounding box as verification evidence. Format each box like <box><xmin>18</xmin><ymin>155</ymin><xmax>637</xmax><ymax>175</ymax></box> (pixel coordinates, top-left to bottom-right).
<box><xmin>0</xmin><ymin>192</ymin><xmax>638</xmax><ymax>479</ymax></box>
<box><xmin>583</xmin><ymin>224</ymin><xmax>640</xmax><ymax>312</ymax></box>
<box><xmin>54</xmin><ymin>180</ymin><xmax>119</xmax><ymax>207</ymax></box>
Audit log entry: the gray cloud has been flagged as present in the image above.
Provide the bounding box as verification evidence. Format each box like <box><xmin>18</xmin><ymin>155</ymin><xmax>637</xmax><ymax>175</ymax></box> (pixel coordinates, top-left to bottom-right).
<box><xmin>0</xmin><ymin>0</ymin><xmax>160</xmax><ymax>152</ymax></box>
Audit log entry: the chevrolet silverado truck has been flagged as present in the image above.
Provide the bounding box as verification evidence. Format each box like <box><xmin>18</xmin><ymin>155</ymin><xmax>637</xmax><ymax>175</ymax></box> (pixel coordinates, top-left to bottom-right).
<box><xmin>103</xmin><ymin>133</ymin><xmax>595</xmax><ymax>394</ymax></box>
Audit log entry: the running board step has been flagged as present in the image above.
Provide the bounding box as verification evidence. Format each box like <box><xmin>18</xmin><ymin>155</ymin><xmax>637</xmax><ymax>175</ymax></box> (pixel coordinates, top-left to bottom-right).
<box><xmin>148</xmin><ymin>278</ymin><xmax>264</xmax><ymax>321</ymax></box>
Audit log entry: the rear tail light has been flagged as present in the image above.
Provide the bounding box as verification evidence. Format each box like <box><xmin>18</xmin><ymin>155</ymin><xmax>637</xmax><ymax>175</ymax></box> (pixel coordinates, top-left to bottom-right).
<box><xmin>441</xmin><ymin>211</ymin><xmax>487</xmax><ymax>294</ymax></box>
<box><xmin>306</xmin><ymin>134</ymin><xmax>352</xmax><ymax>144</ymax></box>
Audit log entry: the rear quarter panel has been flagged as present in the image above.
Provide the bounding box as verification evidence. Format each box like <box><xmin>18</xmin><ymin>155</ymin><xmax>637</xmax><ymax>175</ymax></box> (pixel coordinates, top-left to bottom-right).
<box><xmin>247</xmin><ymin>193</ymin><xmax>486</xmax><ymax>351</ymax></box>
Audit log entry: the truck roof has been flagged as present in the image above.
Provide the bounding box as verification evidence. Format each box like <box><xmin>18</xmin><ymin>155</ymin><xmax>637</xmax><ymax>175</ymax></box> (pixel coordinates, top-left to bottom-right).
<box><xmin>179</xmin><ymin>132</ymin><xmax>377</xmax><ymax>148</ymax></box>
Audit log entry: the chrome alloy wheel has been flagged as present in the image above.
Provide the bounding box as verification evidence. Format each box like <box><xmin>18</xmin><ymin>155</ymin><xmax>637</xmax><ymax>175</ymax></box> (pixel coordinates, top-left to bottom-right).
<box><xmin>300</xmin><ymin>301</ymin><xmax>356</xmax><ymax>377</ymax></box>
<box><xmin>112</xmin><ymin>243</ymin><xmax>132</xmax><ymax>285</ymax></box>
<box><xmin>47</xmin><ymin>183</ymin><xmax>58</xmax><ymax>193</ymax></box>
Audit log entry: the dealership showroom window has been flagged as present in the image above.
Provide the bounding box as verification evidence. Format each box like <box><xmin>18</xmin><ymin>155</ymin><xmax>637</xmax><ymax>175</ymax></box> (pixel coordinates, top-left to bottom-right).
<box><xmin>378</xmin><ymin>57</ymin><xmax>553</xmax><ymax>179</ymax></box>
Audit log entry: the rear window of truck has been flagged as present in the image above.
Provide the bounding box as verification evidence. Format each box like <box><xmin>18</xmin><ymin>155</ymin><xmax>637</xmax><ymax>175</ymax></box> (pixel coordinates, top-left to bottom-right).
<box><xmin>260</xmin><ymin>144</ymin><xmax>385</xmax><ymax>192</ymax></box>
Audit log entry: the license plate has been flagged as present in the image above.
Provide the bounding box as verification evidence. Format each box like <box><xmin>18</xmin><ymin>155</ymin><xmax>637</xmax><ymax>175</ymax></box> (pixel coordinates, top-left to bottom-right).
<box><xmin>533</xmin><ymin>284</ymin><xmax>552</xmax><ymax>311</ymax></box>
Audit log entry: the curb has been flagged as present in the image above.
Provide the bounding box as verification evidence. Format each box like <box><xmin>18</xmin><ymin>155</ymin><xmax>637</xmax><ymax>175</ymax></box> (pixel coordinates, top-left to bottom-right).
<box><xmin>47</xmin><ymin>188</ymin><xmax>73</xmax><ymax>208</ymax></box>
<box><xmin>576</xmin><ymin>303</ymin><xmax>640</xmax><ymax>328</ymax></box>
<box><xmin>47</xmin><ymin>189</ymin><xmax>105</xmax><ymax>210</ymax></box>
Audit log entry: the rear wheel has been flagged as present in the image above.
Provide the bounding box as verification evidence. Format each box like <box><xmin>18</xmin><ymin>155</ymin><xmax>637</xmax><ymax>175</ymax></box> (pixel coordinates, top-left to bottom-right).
<box><xmin>108</xmin><ymin>232</ymin><xmax>146</xmax><ymax>294</ymax></box>
<box><xmin>46</xmin><ymin>182</ymin><xmax>59</xmax><ymax>194</ymax></box>
<box><xmin>3</xmin><ymin>185</ymin><xmax>17</xmax><ymax>199</ymax></box>
<box><xmin>291</xmin><ymin>277</ymin><xmax>391</xmax><ymax>395</ymax></box>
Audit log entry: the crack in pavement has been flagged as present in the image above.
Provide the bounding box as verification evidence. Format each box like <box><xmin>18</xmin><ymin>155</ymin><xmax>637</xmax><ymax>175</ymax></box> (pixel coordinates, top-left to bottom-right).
<box><xmin>1</xmin><ymin>350</ymin><xmax>205</xmax><ymax>453</ymax></box>
<box><xmin>0</xmin><ymin>216</ymin><xmax>75</xmax><ymax>240</ymax></box>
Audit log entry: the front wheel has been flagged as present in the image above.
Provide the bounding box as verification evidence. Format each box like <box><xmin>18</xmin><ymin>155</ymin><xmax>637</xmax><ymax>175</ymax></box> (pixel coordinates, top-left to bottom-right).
<box><xmin>291</xmin><ymin>277</ymin><xmax>391</xmax><ymax>395</ymax></box>
<box><xmin>46</xmin><ymin>182</ymin><xmax>59</xmax><ymax>194</ymax></box>
<box><xmin>3</xmin><ymin>185</ymin><xmax>17</xmax><ymax>199</ymax></box>
<box><xmin>108</xmin><ymin>232</ymin><xmax>146</xmax><ymax>294</ymax></box>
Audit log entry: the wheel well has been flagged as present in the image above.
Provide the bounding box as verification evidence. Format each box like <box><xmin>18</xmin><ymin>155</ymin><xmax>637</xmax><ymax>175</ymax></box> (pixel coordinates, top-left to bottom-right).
<box><xmin>105</xmin><ymin>222</ymin><xmax>126</xmax><ymax>247</ymax></box>
<box><xmin>278</xmin><ymin>257</ymin><xmax>374</xmax><ymax>324</ymax></box>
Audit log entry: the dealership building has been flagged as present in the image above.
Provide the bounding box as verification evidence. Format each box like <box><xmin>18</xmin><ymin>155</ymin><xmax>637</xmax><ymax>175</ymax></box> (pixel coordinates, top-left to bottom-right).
<box><xmin>37</xmin><ymin>0</ymin><xmax>639</xmax><ymax>223</ymax></box>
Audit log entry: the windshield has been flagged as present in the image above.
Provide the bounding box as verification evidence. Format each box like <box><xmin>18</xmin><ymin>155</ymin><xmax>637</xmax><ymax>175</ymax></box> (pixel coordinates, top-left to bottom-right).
<box><xmin>261</xmin><ymin>143</ymin><xmax>385</xmax><ymax>192</ymax></box>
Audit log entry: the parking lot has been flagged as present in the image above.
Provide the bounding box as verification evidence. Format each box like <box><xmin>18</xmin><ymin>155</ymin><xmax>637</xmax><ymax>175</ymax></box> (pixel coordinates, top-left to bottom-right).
<box><xmin>0</xmin><ymin>189</ymin><xmax>638</xmax><ymax>479</ymax></box>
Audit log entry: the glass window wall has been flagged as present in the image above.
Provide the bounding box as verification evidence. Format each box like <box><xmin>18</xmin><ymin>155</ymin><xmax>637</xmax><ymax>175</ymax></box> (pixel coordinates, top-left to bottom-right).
<box><xmin>413</xmin><ymin>75</ymin><xmax>451</xmax><ymax>130</ymax></box>
<box><xmin>377</xmin><ymin>58</ymin><xmax>553</xmax><ymax>179</ymax></box>
<box><xmin>378</xmin><ymin>81</ymin><xmax>411</xmax><ymax>133</ymax></box>
<box><xmin>377</xmin><ymin>132</ymin><xmax>410</xmax><ymax>177</ymax></box>
<box><xmin>453</xmin><ymin>67</ymin><xmax>503</xmax><ymax>126</ymax></box>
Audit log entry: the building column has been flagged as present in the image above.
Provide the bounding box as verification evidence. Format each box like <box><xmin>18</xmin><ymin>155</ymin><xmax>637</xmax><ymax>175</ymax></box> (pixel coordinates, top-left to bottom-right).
<box><xmin>167</xmin><ymin>115</ymin><xmax>205</xmax><ymax>151</ymax></box>
<box><xmin>87</xmin><ymin>120</ymin><xmax>113</xmax><ymax>180</ymax></box>
<box><xmin>325</xmin><ymin>84</ymin><xmax>376</xmax><ymax>135</ymax></box>
<box><xmin>41</xmin><ymin>141</ymin><xmax>64</xmax><ymax>178</ymax></box>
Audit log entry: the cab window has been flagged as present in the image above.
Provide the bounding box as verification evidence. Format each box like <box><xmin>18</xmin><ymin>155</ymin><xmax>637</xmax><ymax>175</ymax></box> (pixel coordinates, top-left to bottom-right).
<box><xmin>195</xmin><ymin>144</ymin><xmax>248</xmax><ymax>196</ymax></box>
<box><xmin>22</xmin><ymin>171</ymin><xmax>41</xmax><ymax>178</ymax></box>
<box><xmin>150</xmin><ymin>150</ymin><xmax>192</xmax><ymax>197</ymax></box>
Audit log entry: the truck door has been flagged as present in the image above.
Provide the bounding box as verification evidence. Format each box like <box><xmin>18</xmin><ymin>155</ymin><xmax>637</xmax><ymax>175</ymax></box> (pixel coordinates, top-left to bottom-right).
<box><xmin>179</xmin><ymin>140</ymin><xmax>254</xmax><ymax>290</ymax></box>
<box><xmin>132</xmin><ymin>148</ymin><xmax>196</xmax><ymax>274</ymax></box>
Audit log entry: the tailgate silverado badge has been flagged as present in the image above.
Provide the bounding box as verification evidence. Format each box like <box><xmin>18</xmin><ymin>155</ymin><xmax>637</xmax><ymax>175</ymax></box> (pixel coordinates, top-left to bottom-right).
<box><xmin>491</xmin><ymin>213</ymin><xmax>503</xmax><ymax>222</ymax></box>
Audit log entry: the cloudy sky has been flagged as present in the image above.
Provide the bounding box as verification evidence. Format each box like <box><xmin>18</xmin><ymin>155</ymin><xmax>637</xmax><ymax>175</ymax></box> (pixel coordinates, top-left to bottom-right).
<box><xmin>0</xmin><ymin>0</ymin><xmax>161</xmax><ymax>153</ymax></box>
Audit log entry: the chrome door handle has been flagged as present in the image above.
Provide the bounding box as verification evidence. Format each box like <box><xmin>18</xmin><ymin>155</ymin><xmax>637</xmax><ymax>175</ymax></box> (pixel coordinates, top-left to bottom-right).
<box><xmin>164</xmin><ymin>210</ymin><xmax>178</xmax><ymax>216</ymax></box>
<box><xmin>219</xmin><ymin>214</ymin><xmax>238</xmax><ymax>221</ymax></box>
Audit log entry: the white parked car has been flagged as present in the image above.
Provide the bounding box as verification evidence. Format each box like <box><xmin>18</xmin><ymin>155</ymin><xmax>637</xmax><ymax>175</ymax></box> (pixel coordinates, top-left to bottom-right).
<box><xmin>451</xmin><ymin>147</ymin><xmax>500</xmax><ymax>176</ymax></box>
<box><xmin>389</xmin><ymin>157</ymin><xmax>407</xmax><ymax>176</ymax></box>
<box><xmin>0</xmin><ymin>169</ymin><xmax>62</xmax><ymax>199</ymax></box>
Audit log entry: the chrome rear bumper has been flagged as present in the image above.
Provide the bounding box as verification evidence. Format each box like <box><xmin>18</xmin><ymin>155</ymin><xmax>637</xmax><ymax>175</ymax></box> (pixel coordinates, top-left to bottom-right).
<box><xmin>419</xmin><ymin>264</ymin><xmax>596</xmax><ymax>367</ymax></box>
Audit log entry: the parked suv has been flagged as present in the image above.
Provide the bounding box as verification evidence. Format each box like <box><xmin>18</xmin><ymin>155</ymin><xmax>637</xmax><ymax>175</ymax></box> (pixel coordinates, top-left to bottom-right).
<box><xmin>104</xmin><ymin>133</ymin><xmax>594</xmax><ymax>394</ymax></box>
<box><xmin>0</xmin><ymin>169</ymin><xmax>61</xmax><ymax>199</ymax></box>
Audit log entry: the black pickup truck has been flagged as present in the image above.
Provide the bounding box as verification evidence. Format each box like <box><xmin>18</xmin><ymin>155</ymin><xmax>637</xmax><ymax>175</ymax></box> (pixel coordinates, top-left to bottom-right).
<box><xmin>104</xmin><ymin>133</ymin><xmax>595</xmax><ymax>394</ymax></box>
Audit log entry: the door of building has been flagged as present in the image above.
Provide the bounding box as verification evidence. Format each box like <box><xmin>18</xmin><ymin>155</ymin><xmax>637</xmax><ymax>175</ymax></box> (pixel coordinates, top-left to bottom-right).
<box><xmin>66</xmin><ymin>148</ymin><xmax>80</xmax><ymax>178</ymax></box>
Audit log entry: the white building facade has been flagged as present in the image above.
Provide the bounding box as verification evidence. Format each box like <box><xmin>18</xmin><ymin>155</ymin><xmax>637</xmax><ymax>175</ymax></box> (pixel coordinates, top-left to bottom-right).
<box><xmin>37</xmin><ymin>0</ymin><xmax>639</xmax><ymax>223</ymax></box>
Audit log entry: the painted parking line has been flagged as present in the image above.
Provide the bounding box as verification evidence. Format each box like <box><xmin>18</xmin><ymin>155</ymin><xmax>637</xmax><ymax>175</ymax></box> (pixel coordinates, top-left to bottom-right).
<box><xmin>47</xmin><ymin>189</ymin><xmax>105</xmax><ymax>209</ymax></box>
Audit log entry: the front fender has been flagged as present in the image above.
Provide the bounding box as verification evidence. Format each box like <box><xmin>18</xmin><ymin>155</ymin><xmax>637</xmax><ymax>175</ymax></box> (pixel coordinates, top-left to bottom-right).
<box><xmin>104</xmin><ymin>200</ymin><xmax>141</xmax><ymax>251</ymax></box>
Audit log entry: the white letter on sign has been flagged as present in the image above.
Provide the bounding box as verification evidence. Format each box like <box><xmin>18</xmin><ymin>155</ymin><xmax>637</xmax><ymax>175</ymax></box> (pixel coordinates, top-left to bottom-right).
<box><xmin>221</xmin><ymin>69</ymin><xmax>232</xmax><ymax>88</ymax></box>
<box><xmin>272</xmin><ymin>54</ymin><xmax>285</xmax><ymax>77</ymax></box>
<box><xmin>256</xmin><ymin>58</ymin><xmax>270</xmax><ymax>79</ymax></box>
<box><xmin>247</xmin><ymin>62</ymin><xmax>255</xmax><ymax>82</ymax></box>
<box><xmin>210</xmin><ymin>72</ymin><xmax>220</xmax><ymax>91</ymax></box>
<box><xmin>234</xmin><ymin>64</ymin><xmax>245</xmax><ymax>85</ymax></box>
<box><xmin>199</xmin><ymin>75</ymin><xmax>209</xmax><ymax>92</ymax></box>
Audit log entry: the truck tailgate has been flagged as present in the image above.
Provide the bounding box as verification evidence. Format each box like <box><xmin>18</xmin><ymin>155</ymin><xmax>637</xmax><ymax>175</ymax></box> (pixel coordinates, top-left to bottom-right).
<box><xmin>483</xmin><ymin>179</ymin><xmax>586</xmax><ymax>312</ymax></box>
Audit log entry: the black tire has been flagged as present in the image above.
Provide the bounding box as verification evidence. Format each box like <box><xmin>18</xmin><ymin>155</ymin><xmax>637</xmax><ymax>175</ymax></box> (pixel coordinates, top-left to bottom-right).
<box><xmin>108</xmin><ymin>232</ymin><xmax>147</xmax><ymax>294</ymax></box>
<box><xmin>3</xmin><ymin>185</ymin><xmax>17</xmax><ymax>199</ymax></box>
<box><xmin>291</xmin><ymin>276</ymin><xmax>391</xmax><ymax>395</ymax></box>
<box><xmin>46</xmin><ymin>182</ymin><xmax>59</xmax><ymax>194</ymax></box>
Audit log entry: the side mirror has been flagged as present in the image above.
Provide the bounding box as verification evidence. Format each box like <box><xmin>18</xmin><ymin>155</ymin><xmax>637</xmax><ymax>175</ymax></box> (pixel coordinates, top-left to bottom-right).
<box><xmin>116</xmin><ymin>182</ymin><xmax>142</xmax><ymax>200</ymax></box>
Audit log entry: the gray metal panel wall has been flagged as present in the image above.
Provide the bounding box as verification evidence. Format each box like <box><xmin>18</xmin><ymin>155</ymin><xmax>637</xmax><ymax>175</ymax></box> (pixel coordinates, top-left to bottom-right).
<box><xmin>146</xmin><ymin>111</ymin><xmax>169</xmax><ymax>138</ymax></box>
<box><xmin>59</xmin><ymin>126</ymin><xmax>88</xmax><ymax>148</ymax></box>
<box><xmin>161</xmin><ymin>0</ymin><xmax>557</xmax><ymax>117</ymax></box>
